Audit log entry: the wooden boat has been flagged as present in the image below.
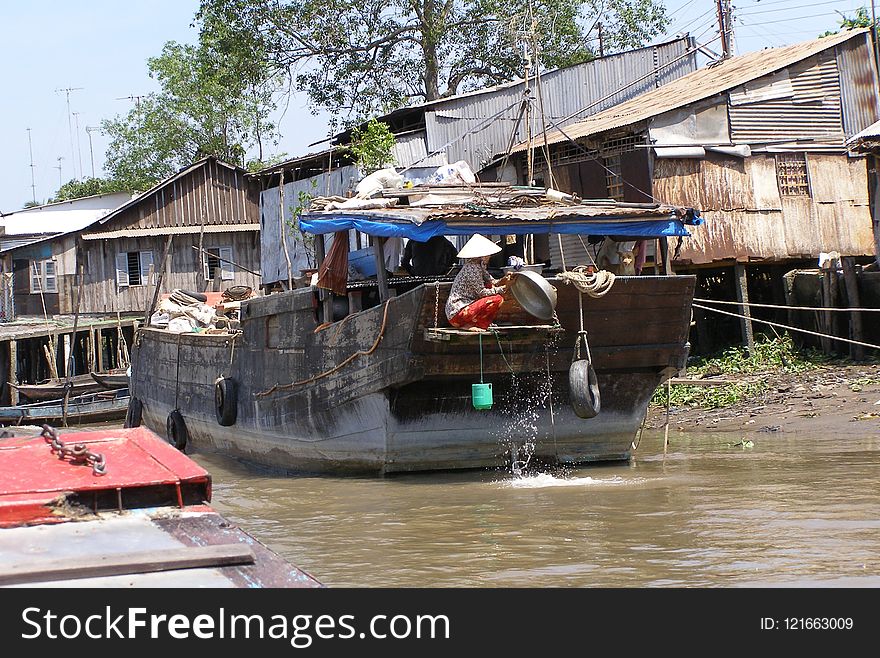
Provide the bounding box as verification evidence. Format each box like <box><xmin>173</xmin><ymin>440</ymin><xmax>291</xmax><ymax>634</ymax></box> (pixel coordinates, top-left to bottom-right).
<box><xmin>0</xmin><ymin>425</ymin><xmax>322</xmax><ymax>587</ymax></box>
<box><xmin>90</xmin><ymin>370</ymin><xmax>129</xmax><ymax>389</ymax></box>
<box><xmin>10</xmin><ymin>373</ymin><xmax>105</xmax><ymax>401</ymax></box>
<box><xmin>11</xmin><ymin>370</ymin><xmax>128</xmax><ymax>401</ymax></box>
<box><xmin>0</xmin><ymin>388</ymin><xmax>131</xmax><ymax>425</ymax></box>
<box><xmin>128</xmin><ymin>190</ymin><xmax>701</xmax><ymax>475</ymax></box>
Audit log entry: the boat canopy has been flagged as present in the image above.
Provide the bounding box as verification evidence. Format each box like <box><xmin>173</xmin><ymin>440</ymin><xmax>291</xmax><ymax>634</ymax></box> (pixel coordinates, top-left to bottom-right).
<box><xmin>300</xmin><ymin>204</ymin><xmax>701</xmax><ymax>240</ymax></box>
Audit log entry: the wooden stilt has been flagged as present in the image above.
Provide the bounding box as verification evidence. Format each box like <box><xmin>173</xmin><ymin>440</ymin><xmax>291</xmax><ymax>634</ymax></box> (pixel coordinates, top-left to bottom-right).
<box><xmin>820</xmin><ymin>266</ymin><xmax>834</xmax><ymax>354</ymax></box>
<box><xmin>8</xmin><ymin>340</ymin><xmax>18</xmax><ymax>406</ymax></box>
<box><xmin>841</xmin><ymin>257</ymin><xmax>865</xmax><ymax>361</ymax></box>
<box><xmin>95</xmin><ymin>329</ymin><xmax>104</xmax><ymax>373</ymax></box>
<box><xmin>734</xmin><ymin>261</ymin><xmax>754</xmax><ymax>355</ymax></box>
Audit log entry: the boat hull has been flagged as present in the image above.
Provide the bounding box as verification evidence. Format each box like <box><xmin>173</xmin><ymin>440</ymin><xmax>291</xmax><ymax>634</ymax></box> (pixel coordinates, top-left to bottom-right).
<box><xmin>130</xmin><ymin>275</ymin><xmax>694</xmax><ymax>475</ymax></box>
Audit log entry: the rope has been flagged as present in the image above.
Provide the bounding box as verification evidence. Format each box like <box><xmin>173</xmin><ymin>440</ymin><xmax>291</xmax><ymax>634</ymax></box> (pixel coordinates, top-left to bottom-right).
<box><xmin>479</xmin><ymin>332</ymin><xmax>484</xmax><ymax>383</ymax></box>
<box><xmin>255</xmin><ymin>301</ymin><xmax>391</xmax><ymax>397</ymax></box>
<box><xmin>694</xmin><ymin>297</ymin><xmax>880</xmax><ymax>313</ymax></box>
<box><xmin>692</xmin><ymin>302</ymin><xmax>880</xmax><ymax>352</ymax></box>
<box><xmin>557</xmin><ymin>266</ymin><xmax>616</xmax><ymax>298</ymax></box>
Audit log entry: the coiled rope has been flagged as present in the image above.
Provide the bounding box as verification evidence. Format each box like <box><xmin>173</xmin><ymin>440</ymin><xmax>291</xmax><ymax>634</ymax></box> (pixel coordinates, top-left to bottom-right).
<box><xmin>557</xmin><ymin>265</ymin><xmax>616</xmax><ymax>298</ymax></box>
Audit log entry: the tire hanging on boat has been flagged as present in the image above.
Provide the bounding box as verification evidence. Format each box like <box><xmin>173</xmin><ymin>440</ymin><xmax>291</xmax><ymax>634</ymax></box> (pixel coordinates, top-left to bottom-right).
<box><xmin>214</xmin><ymin>376</ymin><xmax>238</xmax><ymax>426</ymax></box>
<box><xmin>124</xmin><ymin>397</ymin><xmax>143</xmax><ymax>428</ymax></box>
<box><xmin>166</xmin><ymin>410</ymin><xmax>188</xmax><ymax>450</ymax></box>
<box><xmin>569</xmin><ymin>291</ymin><xmax>600</xmax><ymax>419</ymax></box>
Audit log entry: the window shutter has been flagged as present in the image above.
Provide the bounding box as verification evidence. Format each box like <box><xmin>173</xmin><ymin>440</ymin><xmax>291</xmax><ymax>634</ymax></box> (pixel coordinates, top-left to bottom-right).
<box><xmin>139</xmin><ymin>251</ymin><xmax>155</xmax><ymax>285</ymax></box>
<box><xmin>115</xmin><ymin>253</ymin><xmax>130</xmax><ymax>288</ymax></box>
<box><xmin>219</xmin><ymin>247</ymin><xmax>234</xmax><ymax>280</ymax></box>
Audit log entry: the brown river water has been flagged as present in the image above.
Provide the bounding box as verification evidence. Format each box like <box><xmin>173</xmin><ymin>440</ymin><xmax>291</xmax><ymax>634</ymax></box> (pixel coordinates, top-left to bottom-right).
<box><xmin>191</xmin><ymin>428</ymin><xmax>880</xmax><ymax>588</ymax></box>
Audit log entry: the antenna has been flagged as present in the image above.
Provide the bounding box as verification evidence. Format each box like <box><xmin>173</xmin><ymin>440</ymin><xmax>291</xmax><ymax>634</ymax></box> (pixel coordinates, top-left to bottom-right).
<box><xmin>27</xmin><ymin>128</ymin><xmax>37</xmax><ymax>205</ymax></box>
<box><xmin>72</xmin><ymin>111</ymin><xmax>84</xmax><ymax>180</ymax></box>
<box><xmin>56</xmin><ymin>87</ymin><xmax>83</xmax><ymax>179</ymax></box>
<box><xmin>86</xmin><ymin>126</ymin><xmax>100</xmax><ymax>179</ymax></box>
<box><xmin>115</xmin><ymin>94</ymin><xmax>144</xmax><ymax>108</ymax></box>
<box><xmin>55</xmin><ymin>156</ymin><xmax>65</xmax><ymax>189</ymax></box>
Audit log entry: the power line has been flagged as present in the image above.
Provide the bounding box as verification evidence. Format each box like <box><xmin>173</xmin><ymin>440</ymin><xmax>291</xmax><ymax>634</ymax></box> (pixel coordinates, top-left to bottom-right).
<box><xmin>739</xmin><ymin>0</ymin><xmax>857</xmax><ymax>15</ymax></box>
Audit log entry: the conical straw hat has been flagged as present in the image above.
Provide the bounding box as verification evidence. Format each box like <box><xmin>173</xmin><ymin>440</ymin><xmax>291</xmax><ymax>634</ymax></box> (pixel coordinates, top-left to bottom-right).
<box><xmin>457</xmin><ymin>234</ymin><xmax>501</xmax><ymax>259</ymax></box>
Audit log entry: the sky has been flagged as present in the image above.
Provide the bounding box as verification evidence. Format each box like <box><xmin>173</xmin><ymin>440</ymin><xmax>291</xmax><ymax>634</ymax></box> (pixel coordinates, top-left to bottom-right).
<box><xmin>0</xmin><ymin>0</ymin><xmax>869</xmax><ymax>213</ymax></box>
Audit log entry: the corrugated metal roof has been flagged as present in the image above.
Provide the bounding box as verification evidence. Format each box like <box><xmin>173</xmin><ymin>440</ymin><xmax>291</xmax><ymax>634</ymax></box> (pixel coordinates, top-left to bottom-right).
<box><xmin>512</xmin><ymin>29</ymin><xmax>870</xmax><ymax>153</ymax></box>
<box><xmin>837</xmin><ymin>32</ymin><xmax>880</xmax><ymax>138</ymax></box>
<box><xmin>728</xmin><ymin>50</ymin><xmax>843</xmax><ymax>144</ymax></box>
<box><xmin>425</xmin><ymin>38</ymin><xmax>695</xmax><ymax>168</ymax></box>
<box><xmin>80</xmin><ymin>223</ymin><xmax>260</xmax><ymax>240</ymax></box>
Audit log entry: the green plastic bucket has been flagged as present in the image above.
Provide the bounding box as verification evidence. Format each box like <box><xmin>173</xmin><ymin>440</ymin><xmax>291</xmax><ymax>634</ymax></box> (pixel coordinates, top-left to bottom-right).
<box><xmin>472</xmin><ymin>382</ymin><xmax>493</xmax><ymax>410</ymax></box>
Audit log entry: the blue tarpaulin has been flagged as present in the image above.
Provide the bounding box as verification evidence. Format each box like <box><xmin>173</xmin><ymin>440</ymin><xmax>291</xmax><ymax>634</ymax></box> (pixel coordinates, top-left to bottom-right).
<box><xmin>299</xmin><ymin>215</ymin><xmax>693</xmax><ymax>240</ymax></box>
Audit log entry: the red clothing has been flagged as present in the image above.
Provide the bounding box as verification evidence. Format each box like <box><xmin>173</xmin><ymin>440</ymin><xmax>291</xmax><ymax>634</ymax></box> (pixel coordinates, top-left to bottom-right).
<box><xmin>448</xmin><ymin>295</ymin><xmax>504</xmax><ymax>330</ymax></box>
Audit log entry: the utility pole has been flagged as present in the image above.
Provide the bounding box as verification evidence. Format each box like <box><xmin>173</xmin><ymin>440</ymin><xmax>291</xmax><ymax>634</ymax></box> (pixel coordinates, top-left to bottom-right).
<box><xmin>86</xmin><ymin>126</ymin><xmax>100</xmax><ymax>179</ymax></box>
<box><xmin>716</xmin><ymin>0</ymin><xmax>734</xmax><ymax>59</ymax></box>
<box><xmin>26</xmin><ymin>128</ymin><xmax>37</xmax><ymax>205</ymax></box>
<box><xmin>56</xmin><ymin>87</ymin><xmax>83</xmax><ymax>179</ymax></box>
<box><xmin>72</xmin><ymin>111</ymin><xmax>84</xmax><ymax>180</ymax></box>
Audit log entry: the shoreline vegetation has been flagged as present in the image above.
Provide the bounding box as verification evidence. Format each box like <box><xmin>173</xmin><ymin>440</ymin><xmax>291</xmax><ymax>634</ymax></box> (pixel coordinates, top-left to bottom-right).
<box><xmin>646</xmin><ymin>336</ymin><xmax>880</xmax><ymax>436</ymax></box>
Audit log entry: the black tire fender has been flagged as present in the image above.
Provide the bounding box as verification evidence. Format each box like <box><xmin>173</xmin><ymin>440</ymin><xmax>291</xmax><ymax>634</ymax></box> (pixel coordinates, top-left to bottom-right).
<box><xmin>166</xmin><ymin>410</ymin><xmax>188</xmax><ymax>450</ymax></box>
<box><xmin>214</xmin><ymin>376</ymin><xmax>238</xmax><ymax>426</ymax></box>
<box><xmin>124</xmin><ymin>397</ymin><xmax>143</xmax><ymax>428</ymax></box>
<box><xmin>569</xmin><ymin>360</ymin><xmax>601</xmax><ymax>419</ymax></box>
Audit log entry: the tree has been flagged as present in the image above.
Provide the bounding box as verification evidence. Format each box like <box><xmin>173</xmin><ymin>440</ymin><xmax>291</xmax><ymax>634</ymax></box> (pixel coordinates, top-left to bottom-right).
<box><xmin>103</xmin><ymin>37</ymin><xmax>279</xmax><ymax>190</ymax></box>
<box><xmin>197</xmin><ymin>0</ymin><xmax>669</xmax><ymax>127</ymax></box>
<box><xmin>50</xmin><ymin>177</ymin><xmax>130</xmax><ymax>203</ymax></box>
<box><xmin>820</xmin><ymin>7</ymin><xmax>872</xmax><ymax>37</ymax></box>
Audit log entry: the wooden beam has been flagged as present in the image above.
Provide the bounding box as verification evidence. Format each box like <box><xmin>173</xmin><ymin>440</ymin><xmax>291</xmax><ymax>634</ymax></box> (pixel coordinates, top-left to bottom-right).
<box><xmin>374</xmin><ymin>237</ymin><xmax>389</xmax><ymax>302</ymax></box>
<box><xmin>734</xmin><ymin>262</ymin><xmax>754</xmax><ymax>355</ymax></box>
<box><xmin>0</xmin><ymin>543</ymin><xmax>255</xmax><ymax>586</ymax></box>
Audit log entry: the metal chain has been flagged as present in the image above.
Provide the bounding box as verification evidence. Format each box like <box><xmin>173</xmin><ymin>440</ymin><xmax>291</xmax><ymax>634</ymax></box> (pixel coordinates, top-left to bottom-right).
<box><xmin>41</xmin><ymin>424</ymin><xmax>107</xmax><ymax>476</ymax></box>
<box><xmin>434</xmin><ymin>281</ymin><xmax>440</xmax><ymax>328</ymax></box>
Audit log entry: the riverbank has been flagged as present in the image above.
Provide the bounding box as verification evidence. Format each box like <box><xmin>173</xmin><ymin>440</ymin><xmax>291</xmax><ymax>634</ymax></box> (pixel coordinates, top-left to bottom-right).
<box><xmin>647</xmin><ymin>355</ymin><xmax>880</xmax><ymax>437</ymax></box>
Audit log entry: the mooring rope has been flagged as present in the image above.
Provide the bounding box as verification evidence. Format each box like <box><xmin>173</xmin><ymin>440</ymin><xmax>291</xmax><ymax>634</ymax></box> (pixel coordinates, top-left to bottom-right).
<box><xmin>255</xmin><ymin>301</ymin><xmax>391</xmax><ymax>397</ymax></box>
<box><xmin>694</xmin><ymin>297</ymin><xmax>880</xmax><ymax>313</ymax></box>
<box><xmin>692</xmin><ymin>302</ymin><xmax>880</xmax><ymax>352</ymax></box>
<box><xmin>557</xmin><ymin>265</ymin><xmax>615</xmax><ymax>298</ymax></box>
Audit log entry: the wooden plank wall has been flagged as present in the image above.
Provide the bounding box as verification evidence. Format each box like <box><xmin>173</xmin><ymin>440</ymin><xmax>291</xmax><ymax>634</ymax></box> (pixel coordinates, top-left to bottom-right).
<box><xmin>61</xmin><ymin>232</ymin><xmax>262</xmax><ymax>315</ymax></box>
<box><xmin>654</xmin><ymin>153</ymin><xmax>875</xmax><ymax>264</ymax></box>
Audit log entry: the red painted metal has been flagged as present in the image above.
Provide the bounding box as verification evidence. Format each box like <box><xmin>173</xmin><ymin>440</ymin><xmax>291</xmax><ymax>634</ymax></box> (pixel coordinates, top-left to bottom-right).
<box><xmin>0</xmin><ymin>426</ymin><xmax>211</xmax><ymax>528</ymax></box>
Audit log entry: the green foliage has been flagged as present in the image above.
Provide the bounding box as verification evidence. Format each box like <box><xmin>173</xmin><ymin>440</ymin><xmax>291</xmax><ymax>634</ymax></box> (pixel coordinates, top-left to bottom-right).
<box><xmin>246</xmin><ymin>153</ymin><xmax>290</xmax><ymax>173</ymax></box>
<box><xmin>651</xmin><ymin>335</ymin><xmax>832</xmax><ymax>409</ymax></box>
<box><xmin>50</xmin><ymin>177</ymin><xmax>131</xmax><ymax>203</ymax></box>
<box><xmin>197</xmin><ymin>0</ymin><xmax>669</xmax><ymax>126</ymax></box>
<box><xmin>103</xmin><ymin>36</ymin><xmax>278</xmax><ymax>190</ymax></box>
<box><xmin>285</xmin><ymin>180</ymin><xmax>319</xmax><ymax>268</ymax></box>
<box><xmin>346</xmin><ymin>120</ymin><xmax>397</xmax><ymax>173</ymax></box>
<box><xmin>820</xmin><ymin>7</ymin><xmax>872</xmax><ymax>37</ymax></box>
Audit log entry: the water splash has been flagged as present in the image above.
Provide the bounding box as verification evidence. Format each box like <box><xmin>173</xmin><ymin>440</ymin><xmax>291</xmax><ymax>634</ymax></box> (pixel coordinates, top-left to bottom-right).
<box><xmin>500</xmin><ymin>474</ymin><xmax>647</xmax><ymax>489</ymax></box>
<box><xmin>490</xmin><ymin>335</ymin><xmax>561</xmax><ymax>478</ymax></box>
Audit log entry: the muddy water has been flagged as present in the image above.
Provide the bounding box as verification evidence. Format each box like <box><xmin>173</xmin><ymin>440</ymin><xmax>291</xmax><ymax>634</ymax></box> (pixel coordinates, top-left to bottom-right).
<box><xmin>194</xmin><ymin>430</ymin><xmax>880</xmax><ymax>587</ymax></box>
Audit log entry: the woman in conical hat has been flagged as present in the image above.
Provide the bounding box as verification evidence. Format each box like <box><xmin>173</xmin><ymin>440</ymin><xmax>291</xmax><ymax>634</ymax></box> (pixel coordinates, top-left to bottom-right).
<box><xmin>444</xmin><ymin>234</ymin><xmax>511</xmax><ymax>331</ymax></box>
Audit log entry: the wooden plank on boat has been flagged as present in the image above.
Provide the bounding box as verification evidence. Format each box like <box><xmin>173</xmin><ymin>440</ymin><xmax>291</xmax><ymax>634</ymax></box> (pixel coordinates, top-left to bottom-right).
<box><xmin>0</xmin><ymin>543</ymin><xmax>255</xmax><ymax>586</ymax></box>
<box><xmin>424</xmin><ymin>325</ymin><xmax>564</xmax><ymax>343</ymax></box>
